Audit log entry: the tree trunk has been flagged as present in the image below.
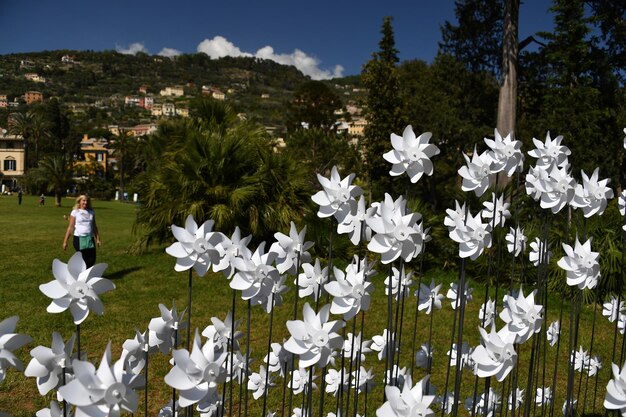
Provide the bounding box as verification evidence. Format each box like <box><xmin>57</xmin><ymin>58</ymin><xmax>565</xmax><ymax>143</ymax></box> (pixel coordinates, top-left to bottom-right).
<box><xmin>496</xmin><ymin>0</ymin><xmax>519</xmax><ymax>139</ymax></box>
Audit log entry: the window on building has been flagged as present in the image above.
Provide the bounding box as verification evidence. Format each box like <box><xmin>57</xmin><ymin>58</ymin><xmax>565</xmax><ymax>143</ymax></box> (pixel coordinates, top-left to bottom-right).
<box><xmin>4</xmin><ymin>158</ymin><xmax>16</xmax><ymax>171</ymax></box>
<box><xmin>96</xmin><ymin>153</ymin><xmax>104</xmax><ymax>162</ymax></box>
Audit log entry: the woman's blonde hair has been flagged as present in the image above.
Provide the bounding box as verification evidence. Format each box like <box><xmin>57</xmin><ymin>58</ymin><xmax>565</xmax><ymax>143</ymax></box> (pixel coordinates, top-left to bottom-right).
<box><xmin>73</xmin><ymin>195</ymin><xmax>93</xmax><ymax>210</ymax></box>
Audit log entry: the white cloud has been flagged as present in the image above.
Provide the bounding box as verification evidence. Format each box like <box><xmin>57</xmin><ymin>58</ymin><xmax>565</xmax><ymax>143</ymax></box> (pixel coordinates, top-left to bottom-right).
<box><xmin>196</xmin><ymin>36</ymin><xmax>343</xmax><ymax>80</ymax></box>
<box><xmin>116</xmin><ymin>42</ymin><xmax>149</xmax><ymax>55</ymax></box>
<box><xmin>158</xmin><ymin>47</ymin><xmax>182</xmax><ymax>58</ymax></box>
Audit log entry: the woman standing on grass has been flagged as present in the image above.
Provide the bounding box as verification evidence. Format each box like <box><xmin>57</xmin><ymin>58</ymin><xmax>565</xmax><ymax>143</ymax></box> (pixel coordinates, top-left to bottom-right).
<box><xmin>62</xmin><ymin>195</ymin><xmax>101</xmax><ymax>268</ymax></box>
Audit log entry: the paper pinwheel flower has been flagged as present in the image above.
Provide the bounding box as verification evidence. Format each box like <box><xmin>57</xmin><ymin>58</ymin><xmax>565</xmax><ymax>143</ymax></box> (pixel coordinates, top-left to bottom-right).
<box><xmin>448</xmin><ymin>210</ymin><xmax>491</xmax><ymax>260</ymax></box>
<box><xmin>415</xmin><ymin>344</ymin><xmax>432</xmax><ymax>369</ymax></box>
<box><xmin>40</xmin><ymin>252</ymin><xmax>113</xmax><ymax>325</ymax></box>
<box><xmin>25</xmin><ymin>332</ymin><xmax>75</xmax><ymax>395</ymax></box>
<box><xmin>604</xmin><ymin>359</ymin><xmax>626</xmax><ymax>414</ymax></box>
<box><xmin>36</xmin><ymin>401</ymin><xmax>74</xmax><ymax>417</ymax></box>
<box><xmin>311</xmin><ymin>165</ymin><xmax>362</xmax><ymax>222</ymax></box>
<box><xmin>534</xmin><ymin>386</ymin><xmax>552</xmax><ymax>406</ymax></box>
<box><xmin>370</xmin><ymin>329</ymin><xmax>397</xmax><ymax>361</ymax></box>
<box><xmin>529</xmin><ymin>238</ymin><xmax>551</xmax><ymax>267</ymax></box>
<box><xmin>507</xmin><ymin>388</ymin><xmax>524</xmax><ymax>411</ymax></box>
<box><xmin>619</xmin><ymin>314</ymin><xmax>626</xmax><ymax>336</ymax></box>
<box><xmin>352</xmin><ymin>366</ymin><xmax>375</xmax><ymax>394</ymax></box>
<box><xmin>484</xmin><ymin>129</ymin><xmax>523</xmax><ymax>176</ymax></box>
<box><xmin>604</xmin><ymin>295</ymin><xmax>625</xmax><ymax>323</ymax></box>
<box><xmin>571</xmin><ymin>346</ymin><xmax>590</xmax><ymax>373</ymax></box>
<box><xmin>557</xmin><ymin>237</ymin><xmax>601</xmax><ymax>290</ymax></box>
<box><xmin>588</xmin><ymin>355</ymin><xmax>602</xmax><ymax>376</ymax></box>
<box><xmin>527</xmin><ymin>132</ymin><xmax>570</xmax><ymax>169</ymax></box>
<box><xmin>383</xmin><ymin>125</ymin><xmax>440</xmax><ymax>183</ymax></box>
<box><xmin>479</xmin><ymin>299</ymin><xmax>497</xmax><ymax>328</ymax></box>
<box><xmin>120</xmin><ymin>329</ymin><xmax>152</xmax><ymax>376</ymax></box>
<box><xmin>342</xmin><ymin>332</ymin><xmax>371</xmax><ymax>363</ymax></box>
<box><xmin>444</xmin><ymin>200</ymin><xmax>466</xmax><ymax>232</ymax></box>
<box><xmin>386</xmin><ymin>364</ymin><xmax>408</xmax><ymax>388</ymax></box>
<box><xmin>539</xmin><ymin>165</ymin><xmax>576</xmax><ymax>214</ymax></box>
<box><xmin>525</xmin><ymin>165</ymin><xmax>550</xmax><ymax>202</ymax></box>
<box><xmin>165</xmin><ymin>215</ymin><xmax>223</xmax><ymax>276</ymax></box>
<box><xmin>214</xmin><ymin>226</ymin><xmax>252</xmax><ymax>279</ymax></box>
<box><xmin>164</xmin><ymin>329</ymin><xmax>227</xmax><ymax>408</ymax></box>
<box><xmin>417</xmin><ymin>280</ymin><xmax>444</xmax><ymax>315</ymax></box>
<box><xmin>465</xmin><ymin>388</ymin><xmax>500</xmax><ymax>417</ymax></box>
<box><xmin>288</xmin><ymin>367</ymin><xmax>317</xmax><ymax>395</ymax></box>
<box><xmin>248</xmin><ymin>365</ymin><xmax>274</xmax><ymax>400</ymax></box>
<box><xmin>367</xmin><ymin>194</ymin><xmax>424</xmax><ymax>264</ymax></box>
<box><xmin>619</xmin><ymin>190</ymin><xmax>626</xmax><ymax>228</ymax></box>
<box><xmin>196</xmin><ymin>388</ymin><xmax>223</xmax><ymax>417</ymax></box>
<box><xmin>202</xmin><ymin>311</ymin><xmax>243</xmax><ymax>352</ymax></box>
<box><xmin>59</xmin><ymin>342</ymin><xmax>144</xmax><ymax>416</ymax></box>
<box><xmin>284</xmin><ymin>303</ymin><xmax>345</xmax><ymax>368</ymax></box>
<box><xmin>571</xmin><ymin>168</ymin><xmax>614</xmax><ymax>217</ymax></box>
<box><xmin>385</xmin><ymin>266</ymin><xmax>414</xmax><ymax>300</ymax></box>
<box><xmin>337</xmin><ymin>195</ymin><xmax>374</xmax><ymax>245</ymax></box>
<box><xmin>0</xmin><ymin>316</ymin><xmax>31</xmax><ymax>384</ymax></box>
<box><xmin>458</xmin><ymin>146</ymin><xmax>494</xmax><ymax>197</ymax></box>
<box><xmin>499</xmin><ymin>287</ymin><xmax>543</xmax><ymax>344</ymax></box>
<box><xmin>562</xmin><ymin>399</ymin><xmax>577</xmax><ymax>416</ymax></box>
<box><xmin>439</xmin><ymin>391</ymin><xmax>457</xmax><ymax>415</ymax></box>
<box><xmin>376</xmin><ymin>375</ymin><xmax>436</xmax><ymax>417</ymax></box>
<box><xmin>296</xmin><ymin>259</ymin><xmax>328</xmax><ymax>302</ymax></box>
<box><xmin>481</xmin><ymin>193</ymin><xmax>510</xmax><ymax>228</ymax></box>
<box><xmin>447</xmin><ymin>282</ymin><xmax>474</xmax><ymax>310</ymax></box>
<box><xmin>148</xmin><ymin>303</ymin><xmax>187</xmax><ymax>354</ymax></box>
<box><xmin>269</xmin><ymin>222</ymin><xmax>313</xmax><ymax>275</ymax></box>
<box><xmin>505</xmin><ymin>227</ymin><xmax>527</xmax><ymax>257</ymax></box>
<box><xmin>472</xmin><ymin>325</ymin><xmax>517</xmax><ymax>381</ymax></box>
<box><xmin>447</xmin><ymin>342</ymin><xmax>474</xmax><ymax>370</ymax></box>
<box><xmin>547</xmin><ymin>321</ymin><xmax>560</xmax><ymax>347</ymax></box>
<box><xmin>157</xmin><ymin>400</ymin><xmax>180</xmax><ymax>417</ymax></box>
<box><xmin>325</xmin><ymin>367</ymin><xmax>349</xmax><ymax>396</ymax></box>
<box><xmin>325</xmin><ymin>265</ymin><xmax>373</xmax><ymax>320</ymax></box>
<box><xmin>264</xmin><ymin>341</ymin><xmax>292</xmax><ymax>377</ymax></box>
<box><xmin>230</xmin><ymin>242</ymin><xmax>279</xmax><ymax>305</ymax></box>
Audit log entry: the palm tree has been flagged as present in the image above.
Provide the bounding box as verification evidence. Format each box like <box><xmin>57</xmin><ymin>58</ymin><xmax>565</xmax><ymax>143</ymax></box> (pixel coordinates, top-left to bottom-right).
<box><xmin>9</xmin><ymin>111</ymin><xmax>51</xmax><ymax>168</ymax></box>
<box><xmin>30</xmin><ymin>155</ymin><xmax>73</xmax><ymax>207</ymax></box>
<box><xmin>134</xmin><ymin>99</ymin><xmax>314</xmax><ymax>246</ymax></box>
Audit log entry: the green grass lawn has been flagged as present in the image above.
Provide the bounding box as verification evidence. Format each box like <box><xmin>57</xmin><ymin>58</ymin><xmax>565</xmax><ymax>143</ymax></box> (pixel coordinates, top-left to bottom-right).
<box><xmin>0</xmin><ymin>194</ymin><xmax>620</xmax><ymax>416</ymax></box>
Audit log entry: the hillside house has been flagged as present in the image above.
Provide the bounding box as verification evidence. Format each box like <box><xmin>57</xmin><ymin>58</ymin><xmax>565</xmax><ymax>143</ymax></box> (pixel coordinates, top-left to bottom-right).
<box><xmin>24</xmin><ymin>91</ymin><xmax>43</xmax><ymax>104</ymax></box>
<box><xmin>74</xmin><ymin>134</ymin><xmax>108</xmax><ymax>177</ymax></box>
<box><xmin>159</xmin><ymin>86</ymin><xmax>184</xmax><ymax>97</ymax></box>
<box><xmin>24</xmin><ymin>73</ymin><xmax>46</xmax><ymax>83</ymax></box>
<box><xmin>0</xmin><ymin>130</ymin><xmax>26</xmax><ymax>190</ymax></box>
<box><xmin>348</xmin><ymin>118</ymin><xmax>367</xmax><ymax>136</ymax></box>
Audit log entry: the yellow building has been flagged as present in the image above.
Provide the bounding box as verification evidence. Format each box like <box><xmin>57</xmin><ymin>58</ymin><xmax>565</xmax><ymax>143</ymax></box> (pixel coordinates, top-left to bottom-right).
<box><xmin>74</xmin><ymin>134</ymin><xmax>108</xmax><ymax>177</ymax></box>
<box><xmin>348</xmin><ymin>118</ymin><xmax>368</xmax><ymax>136</ymax></box>
<box><xmin>0</xmin><ymin>131</ymin><xmax>26</xmax><ymax>189</ymax></box>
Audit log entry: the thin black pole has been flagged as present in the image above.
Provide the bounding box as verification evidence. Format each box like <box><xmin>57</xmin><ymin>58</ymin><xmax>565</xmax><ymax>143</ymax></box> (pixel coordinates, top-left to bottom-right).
<box><xmin>262</xmin><ymin>293</ymin><xmax>275</xmax><ymax>417</ymax></box>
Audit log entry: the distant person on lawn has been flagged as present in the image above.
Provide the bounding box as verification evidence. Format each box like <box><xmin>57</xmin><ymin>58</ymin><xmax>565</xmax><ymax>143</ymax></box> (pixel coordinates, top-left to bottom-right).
<box><xmin>39</xmin><ymin>194</ymin><xmax>45</xmax><ymax>206</ymax></box>
<box><xmin>62</xmin><ymin>195</ymin><xmax>101</xmax><ymax>268</ymax></box>
<box><xmin>17</xmin><ymin>189</ymin><xmax>22</xmax><ymax>205</ymax></box>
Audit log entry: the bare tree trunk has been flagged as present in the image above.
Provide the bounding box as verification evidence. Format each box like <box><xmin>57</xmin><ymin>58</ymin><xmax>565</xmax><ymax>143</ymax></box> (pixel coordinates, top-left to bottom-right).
<box><xmin>496</xmin><ymin>0</ymin><xmax>519</xmax><ymax>139</ymax></box>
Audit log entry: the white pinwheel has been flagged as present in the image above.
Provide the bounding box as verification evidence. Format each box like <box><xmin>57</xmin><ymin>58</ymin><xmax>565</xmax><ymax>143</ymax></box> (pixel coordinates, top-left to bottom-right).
<box><xmin>465</xmin><ymin>388</ymin><xmax>500</xmax><ymax>417</ymax></box>
<box><xmin>620</xmin><ymin>190</ymin><xmax>626</xmax><ymax>230</ymax></box>
<box><xmin>458</xmin><ymin>146</ymin><xmax>493</xmax><ymax>197</ymax></box>
<box><xmin>40</xmin><ymin>252</ymin><xmax>113</xmax><ymax>325</ymax></box>
<box><xmin>587</xmin><ymin>355</ymin><xmax>602</xmax><ymax>376</ymax></box>
<box><xmin>367</xmin><ymin>194</ymin><xmax>424</xmax><ymax>264</ymax></box>
<box><xmin>484</xmin><ymin>129</ymin><xmax>523</xmax><ymax>176</ymax></box>
<box><xmin>525</xmin><ymin>165</ymin><xmax>551</xmax><ymax>201</ymax></box>
<box><xmin>148</xmin><ymin>303</ymin><xmax>187</xmax><ymax>354</ymax></box>
<box><xmin>284</xmin><ymin>303</ymin><xmax>345</xmax><ymax>368</ymax></box>
<box><xmin>121</xmin><ymin>329</ymin><xmax>151</xmax><ymax>376</ymax></box>
<box><xmin>214</xmin><ymin>226</ymin><xmax>252</xmax><ymax>279</ymax></box>
<box><xmin>325</xmin><ymin>367</ymin><xmax>349</xmax><ymax>396</ymax></box>
<box><xmin>499</xmin><ymin>287</ymin><xmax>543</xmax><ymax>344</ymax></box>
<box><xmin>311</xmin><ymin>165</ymin><xmax>362</xmax><ymax>222</ymax></box>
<box><xmin>444</xmin><ymin>200</ymin><xmax>466</xmax><ymax>232</ymax></box>
<box><xmin>571</xmin><ymin>168</ymin><xmax>614</xmax><ymax>217</ymax></box>
<box><xmin>557</xmin><ymin>236</ymin><xmax>601</xmax><ymax>290</ymax></box>
<box><xmin>572</xmin><ymin>346</ymin><xmax>590</xmax><ymax>373</ymax></box>
<box><xmin>527</xmin><ymin>132</ymin><xmax>570</xmax><ymax>169</ymax></box>
<box><xmin>230</xmin><ymin>242</ymin><xmax>279</xmax><ymax>305</ymax></box>
<box><xmin>505</xmin><ymin>227</ymin><xmax>527</xmax><ymax>257</ymax></box>
<box><xmin>376</xmin><ymin>375</ymin><xmax>436</xmax><ymax>417</ymax></box>
<box><xmin>352</xmin><ymin>366</ymin><xmax>375</xmax><ymax>394</ymax></box>
<box><xmin>0</xmin><ymin>316</ymin><xmax>32</xmax><ymax>384</ymax></box>
<box><xmin>370</xmin><ymin>329</ymin><xmax>397</xmax><ymax>361</ymax></box>
<box><xmin>529</xmin><ymin>238</ymin><xmax>551</xmax><ymax>267</ymax></box>
<box><xmin>164</xmin><ymin>330</ymin><xmax>227</xmax><ymax>408</ymax></box>
<box><xmin>288</xmin><ymin>367</ymin><xmax>317</xmax><ymax>395</ymax></box>
<box><xmin>535</xmin><ymin>386</ymin><xmax>552</xmax><ymax>406</ymax></box>
<box><xmin>264</xmin><ymin>341</ymin><xmax>292</xmax><ymax>377</ymax></box>
<box><xmin>343</xmin><ymin>332</ymin><xmax>372</xmax><ymax>363</ymax></box>
<box><xmin>165</xmin><ymin>215</ymin><xmax>223</xmax><ymax>276</ymax></box>
<box><xmin>269</xmin><ymin>222</ymin><xmax>313</xmax><ymax>275</ymax></box>
<box><xmin>157</xmin><ymin>400</ymin><xmax>180</xmax><ymax>417</ymax></box>
<box><xmin>202</xmin><ymin>311</ymin><xmax>243</xmax><ymax>352</ymax></box>
<box><xmin>448</xmin><ymin>342</ymin><xmax>474</xmax><ymax>370</ymax></box>
<box><xmin>417</xmin><ymin>280</ymin><xmax>444</xmax><ymax>314</ymax></box>
<box><xmin>296</xmin><ymin>259</ymin><xmax>328</xmax><ymax>302</ymax></box>
<box><xmin>479</xmin><ymin>299</ymin><xmax>497</xmax><ymax>328</ymax></box>
<box><xmin>325</xmin><ymin>265</ymin><xmax>373</xmax><ymax>320</ymax></box>
<box><xmin>562</xmin><ymin>399</ymin><xmax>577</xmax><ymax>416</ymax></box>
<box><xmin>605</xmin><ymin>359</ymin><xmax>626</xmax><ymax>414</ymax></box>
<box><xmin>338</xmin><ymin>195</ymin><xmax>374</xmax><ymax>245</ymax></box>
<box><xmin>471</xmin><ymin>325</ymin><xmax>517</xmax><ymax>382</ymax></box>
<box><xmin>447</xmin><ymin>282</ymin><xmax>474</xmax><ymax>310</ymax></box>
<box><xmin>414</xmin><ymin>344</ymin><xmax>432</xmax><ymax>369</ymax></box>
<box><xmin>539</xmin><ymin>164</ymin><xmax>576</xmax><ymax>214</ymax></box>
<box><xmin>386</xmin><ymin>364</ymin><xmax>408</xmax><ymax>388</ymax></box>
<box><xmin>385</xmin><ymin>266</ymin><xmax>414</xmax><ymax>299</ymax></box>
<box><xmin>448</xmin><ymin>209</ymin><xmax>491</xmax><ymax>260</ymax></box>
<box><xmin>481</xmin><ymin>193</ymin><xmax>510</xmax><ymax>228</ymax></box>
<box><xmin>507</xmin><ymin>388</ymin><xmax>524</xmax><ymax>410</ymax></box>
<box><xmin>547</xmin><ymin>321</ymin><xmax>560</xmax><ymax>347</ymax></box>
<box><xmin>25</xmin><ymin>332</ymin><xmax>75</xmax><ymax>395</ymax></box>
<box><xmin>59</xmin><ymin>342</ymin><xmax>144</xmax><ymax>416</ymax></box>
<box><xmin>604</xmin><ymin>295</ymin><xmax>625</xmax><ymax>323</ymax></box>
<box><xmin>248</xmin><ymin>365</ymin><xmax>274</xmax><ymax>400</ymax></box>
<box><xmin>36</xmin><ymin>401</ymin><xmax>74</xmax><ymax>417</ymax></box>
<box><xmin>383</xmin><ymin>125</ymin><xmax>440</xmax><ymax>183</ymax></box>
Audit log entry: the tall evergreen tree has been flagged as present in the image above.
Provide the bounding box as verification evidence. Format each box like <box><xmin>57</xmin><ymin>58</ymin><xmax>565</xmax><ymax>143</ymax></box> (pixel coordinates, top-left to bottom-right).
<box><xmin>362</xmin><ymin>16</ymin><xmax>406</xmax><ymax>201</ymax></box>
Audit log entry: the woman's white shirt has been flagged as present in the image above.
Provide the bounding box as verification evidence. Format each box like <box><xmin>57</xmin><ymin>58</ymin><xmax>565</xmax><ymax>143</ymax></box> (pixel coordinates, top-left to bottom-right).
<box><xmin>71</xmin><ymin>209</ymin><xmax>94</xmax><ymax>236</ymax></box>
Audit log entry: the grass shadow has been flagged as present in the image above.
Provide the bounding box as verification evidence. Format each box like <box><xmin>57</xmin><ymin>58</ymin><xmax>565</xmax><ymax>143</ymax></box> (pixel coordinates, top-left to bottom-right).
<box><xmin>106</xmin><ymin>266</ymin><xmax>142</xmax><ymax>280</ymax></box>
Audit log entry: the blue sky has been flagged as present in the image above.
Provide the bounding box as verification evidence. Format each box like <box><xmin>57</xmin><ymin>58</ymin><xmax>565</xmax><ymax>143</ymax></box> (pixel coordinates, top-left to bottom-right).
<box><xmin>0</xmin><ymin>0</ymin><xmax>555</xmax><ymax>79</ymax></box>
